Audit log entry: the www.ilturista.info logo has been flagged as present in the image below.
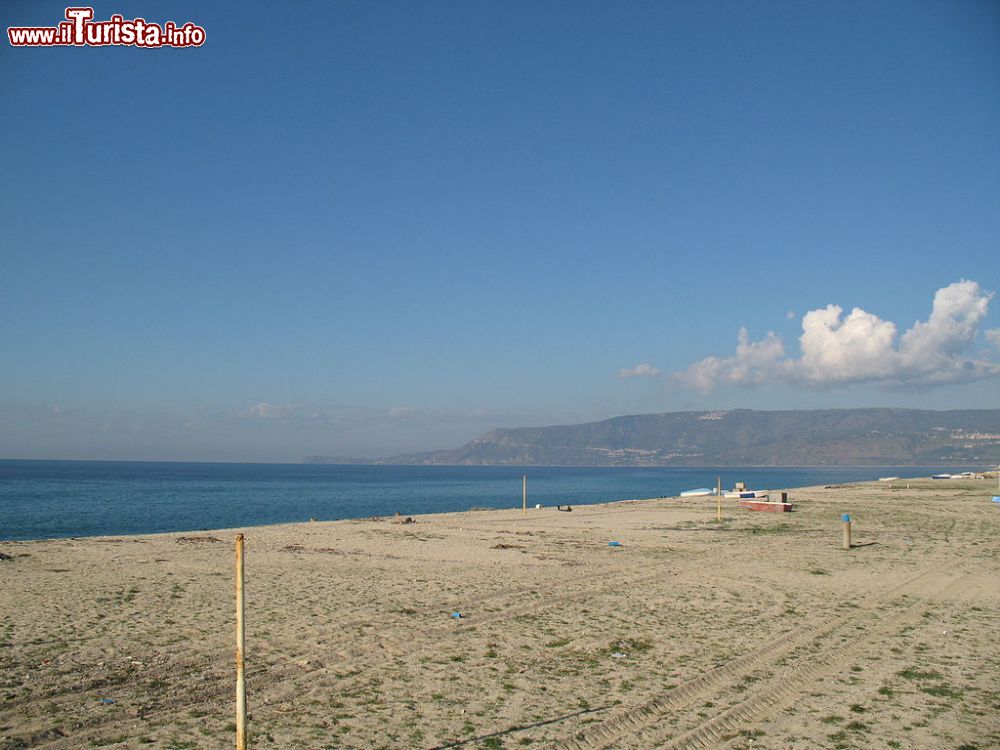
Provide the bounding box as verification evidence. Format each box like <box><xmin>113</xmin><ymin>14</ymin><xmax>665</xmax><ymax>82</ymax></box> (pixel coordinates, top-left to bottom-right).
<box><xmin>8</xmin><ymin>7</ymin><xmax>205</xmax><ymax>48</ymax></box>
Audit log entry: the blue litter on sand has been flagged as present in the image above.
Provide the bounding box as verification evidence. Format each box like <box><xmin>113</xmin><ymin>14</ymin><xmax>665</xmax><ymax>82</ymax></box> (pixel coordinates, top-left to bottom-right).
<box><xmin>608</xmin><ymin>541</ymin><xmax>622</xmax><ymax>547</ymax></box>
<box><xmin>99</xmin><ymin>698</ymin><xmax>116</xmax><ymax>705</ymax></box>
<box><xmin>841</xmin><ymin>514</ymin><xmax>851</xmax><ymax>522</ymax></box>
<box><xmin>451</xmin><ymin>611</ymin><xmax>463</xmax><ymax>619</ymax></box>
<box><xmin>992</xmin><ymin>497</ymin><xmax>1000</xmax><ymax>503</ymax></box>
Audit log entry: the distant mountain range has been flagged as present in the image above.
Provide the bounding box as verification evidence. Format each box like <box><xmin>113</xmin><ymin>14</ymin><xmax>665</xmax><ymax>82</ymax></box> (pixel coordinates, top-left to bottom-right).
<box><xmin>304</xmin><ymin>408</ymin><xmax>1000</xmax><ymax>467</ymax></box>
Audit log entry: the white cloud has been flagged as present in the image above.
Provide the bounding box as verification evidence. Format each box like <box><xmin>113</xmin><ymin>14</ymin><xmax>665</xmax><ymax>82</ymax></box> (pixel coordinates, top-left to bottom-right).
<box><xmin>987</xmin><ymin>328</ymin><xmax>1000</xmax><ymax>351</ymax></box>
<box><xmin>676</xmin><ymin>328</ymin><xmax>789</xmax><ymax>389</ymax></box>
<box><xmin>675</xmin><ymin>280</ymin><xmax>1000</xmax><ymax>390</ymax></box>
<box><xmin>797</xmin><ymin>304</ymin><xmax>899</xmax><ymax>383</ymax></box>
<box><xmin>786</xmin><ymin>310</ymin><xmax>796</xmax><ymax>320</ymax></box>
<box><xmin>894</xmin><ymin>280</ymin><xmax>996</xmax><ymax>384</ymax></box>
<box><xmin>617</xmin><ymin>362</ymin><xmax>661</xmax><ymax>379</ymax></box>
<box><xmin>247</xmin><ymin>402</ymin><xmax>298</xmax><ymax>419</ymax></box>
<box><xmin>241</xmin><ymin>402</ymin><xmax>501</xmax><ymax>427</ymax></box>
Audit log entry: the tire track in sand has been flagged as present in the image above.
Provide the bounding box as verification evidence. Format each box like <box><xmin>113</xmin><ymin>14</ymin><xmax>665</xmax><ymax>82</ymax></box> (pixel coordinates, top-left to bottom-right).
<box><xmin>551</xmin><ymin>564</ymin><xmax>961</xmax><ymax>750</ymax></box>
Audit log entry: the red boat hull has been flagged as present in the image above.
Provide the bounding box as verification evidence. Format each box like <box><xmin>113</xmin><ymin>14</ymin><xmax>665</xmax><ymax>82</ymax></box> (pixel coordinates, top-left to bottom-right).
<box><xmin>739</xmin><ymin>500</ymin><xmax>793</xmax><ymax>513</ymax></box>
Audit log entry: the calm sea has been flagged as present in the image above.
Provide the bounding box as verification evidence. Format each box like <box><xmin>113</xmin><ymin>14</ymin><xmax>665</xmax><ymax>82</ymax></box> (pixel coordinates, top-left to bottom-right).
<box><xmin>0</xmin><ymin>461</ymin><xmax>949</xmax><ymax>541</ymax></box>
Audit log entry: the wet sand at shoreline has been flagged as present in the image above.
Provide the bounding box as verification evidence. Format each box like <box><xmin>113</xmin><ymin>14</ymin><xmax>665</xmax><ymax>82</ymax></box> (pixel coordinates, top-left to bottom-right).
<box><xmin>1</xmin><ymin>478</ymin><xmax>997</xmax><ymax>749</ymax></box>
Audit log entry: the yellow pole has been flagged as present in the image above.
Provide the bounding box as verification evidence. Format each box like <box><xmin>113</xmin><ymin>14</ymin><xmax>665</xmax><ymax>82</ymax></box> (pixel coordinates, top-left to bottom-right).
<box><xmin>716</xmin><ymin>476</ymin><xmax>722</xmax><ymax>521</ymax></box>
<box><xmin>522</xmin><ymin>475</ymin><xmax>527</xmax><ymax>516</ymax></box>
<box><xmin>235</xmin><ymin>534</ymin><xmax>247</xmax><ymax>750</ymax></box>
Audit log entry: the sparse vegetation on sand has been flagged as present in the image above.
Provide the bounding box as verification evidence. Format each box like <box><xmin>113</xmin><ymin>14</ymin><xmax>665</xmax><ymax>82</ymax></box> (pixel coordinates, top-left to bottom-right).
<box><xmin>0</xmin><ymin>479</ymin><xmax>996</xmax><ymax>748</ymax></box>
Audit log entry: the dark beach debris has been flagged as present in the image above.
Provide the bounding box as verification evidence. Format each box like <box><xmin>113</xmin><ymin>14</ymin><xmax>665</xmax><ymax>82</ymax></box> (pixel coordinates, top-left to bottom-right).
<box><xmin>491</xmin><ymin>543</ymin><xmax>525</xmax><ymax>550</ymax></box>
<box><xmin>175</xmin><ymin>535</ymin><xmax>223</xmax><ymax>544</ymax></box>
<box><xmin>281</xmin><ymin>544</ymin><xmax>305</xmax><ymax>553</ymax></box>
<box><xmin>0</xmin><ymin>551</ymin><xmax>12</xmax><ymax>562</ymax></box>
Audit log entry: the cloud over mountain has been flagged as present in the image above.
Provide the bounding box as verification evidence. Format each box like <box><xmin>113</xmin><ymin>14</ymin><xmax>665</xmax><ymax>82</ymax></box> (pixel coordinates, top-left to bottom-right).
<box><xmin>675</xmin><ymin>280</ymin><xmax>1000</xmax><ymax>390</ymax></box>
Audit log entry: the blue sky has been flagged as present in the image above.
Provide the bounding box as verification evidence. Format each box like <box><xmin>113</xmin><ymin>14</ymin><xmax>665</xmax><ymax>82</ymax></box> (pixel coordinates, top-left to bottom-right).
<box><xmin>2</xmin><ymin>1</ymin><xmax>999</xmax><ymax>461</ymax></box>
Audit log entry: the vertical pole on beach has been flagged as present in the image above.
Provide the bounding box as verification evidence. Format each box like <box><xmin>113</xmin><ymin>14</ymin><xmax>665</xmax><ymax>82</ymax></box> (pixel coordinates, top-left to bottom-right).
<box><xmin>235</xmin><ymin>534</ymin><xmax>247</xmax><ymax>750</ymax></box>
<box><xmin>716</xmin><ymin>476</ymin><xmax>722</xmax><ymax>521</ymax></box>
<box><xmin>841</xmin><ymin>514</ymin><xmax>851</xmax><ymax>551</ymax></box>
<box><xmin>522</xmin><ymin>475</ymin><xmax>527</xmax><ymax>516</ymax></box>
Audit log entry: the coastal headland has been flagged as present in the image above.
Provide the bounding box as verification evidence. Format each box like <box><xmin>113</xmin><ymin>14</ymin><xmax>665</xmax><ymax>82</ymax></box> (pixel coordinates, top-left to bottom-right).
<box><xmin>1</xmin><ymin>478</ymin><xmax>997</xmax><ymax>749</ymax></box>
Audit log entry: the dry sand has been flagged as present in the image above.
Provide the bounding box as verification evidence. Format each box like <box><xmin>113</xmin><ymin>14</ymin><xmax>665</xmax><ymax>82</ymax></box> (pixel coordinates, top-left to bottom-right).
<box><xmin>1</xmin><ymin>478</ymin><xmax>998</xmax><ymax>749</ymax></box>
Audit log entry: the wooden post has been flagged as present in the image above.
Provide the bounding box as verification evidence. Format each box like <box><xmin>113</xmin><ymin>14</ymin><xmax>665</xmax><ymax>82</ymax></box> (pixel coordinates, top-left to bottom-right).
<box><xmin>522</xmin><ymin>475</ymin><xmax>527</xmax><ymax>516</ymax></box>
<box><xmin>235</xmin><ymin>534</ymin><xmax>247</xmax><ymax>750</ymax></box>
<box><xmin>716</xmin><ymin>476</ymin><xmax>722</xmax><ymax>521</ymax></box>
<box><xmin>841</xmin><ymin>514</ymin><xmax>851</xmax><ymax>550</ymax></box>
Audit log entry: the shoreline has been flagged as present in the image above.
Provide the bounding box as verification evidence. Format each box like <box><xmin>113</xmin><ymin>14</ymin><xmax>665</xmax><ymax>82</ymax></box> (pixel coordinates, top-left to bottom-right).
<box><xmin>4</xmin><ymin>468</ymin><xmax>992</xmax><ymax>544</ymax></box>
<box><xmin>1</xmin><ymin>479</ymin><xmax>997</xmax><ymax>748</ymax></box>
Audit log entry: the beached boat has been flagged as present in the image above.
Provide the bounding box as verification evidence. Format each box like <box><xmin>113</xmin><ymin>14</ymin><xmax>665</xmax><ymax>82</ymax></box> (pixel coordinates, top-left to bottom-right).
<box><xmin>724</xmin><ymin>489</ymin><xmax>770</xmax><ymax>499</ymax></box>
<box><xmin>931</xmin><ymin>474</ymin><xmax>951</xmax><ymax>480</ymax></box>
<box><xmin>680</xmin><ymin>488</ymin><xmax>714</xmax><ymax>497</ymax></box>
<box><xmin>878</xmin><ymin>476</ymin><xmax>900</xmax><ymax>482</ymax></box>
<box><xmin>739</xmin><ymin>498</ymin><xmax>793</xmax><ymax>513</ymax></box>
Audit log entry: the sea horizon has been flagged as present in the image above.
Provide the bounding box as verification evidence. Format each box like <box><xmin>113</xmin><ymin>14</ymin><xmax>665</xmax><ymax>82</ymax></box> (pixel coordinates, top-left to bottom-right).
<box><xmin>1</xmin><ymin>456</ymin><xmax>991</xmax><ymax>468</ymax></box>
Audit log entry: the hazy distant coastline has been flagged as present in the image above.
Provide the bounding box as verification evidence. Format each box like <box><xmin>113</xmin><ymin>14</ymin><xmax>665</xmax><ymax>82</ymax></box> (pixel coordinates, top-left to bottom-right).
<box><xmin>305</xmin><ymin>407</ymin><xmax>1000</xmax><ymax>467</ymax></box>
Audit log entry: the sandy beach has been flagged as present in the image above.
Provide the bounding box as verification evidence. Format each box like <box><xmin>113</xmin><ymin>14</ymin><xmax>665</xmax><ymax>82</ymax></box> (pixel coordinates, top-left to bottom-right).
<box><xmin>1</xmin><ymin>478</ymin><xmax>997</xmax><ymax>750</ymax></box>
